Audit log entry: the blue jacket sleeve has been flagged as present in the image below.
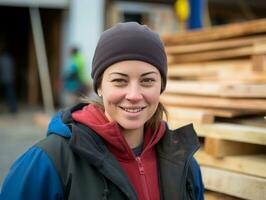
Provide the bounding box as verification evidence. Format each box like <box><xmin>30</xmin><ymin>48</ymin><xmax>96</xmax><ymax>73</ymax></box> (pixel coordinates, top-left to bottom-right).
<box><xmin>0</xmin><ymin>147</ymin><xmax>64</xmax><ymax>200</ymax></box>
<box><xmin>190</xmin><ymin>157</ymin><xmax>204</xmax><ymax>200</ymax></box>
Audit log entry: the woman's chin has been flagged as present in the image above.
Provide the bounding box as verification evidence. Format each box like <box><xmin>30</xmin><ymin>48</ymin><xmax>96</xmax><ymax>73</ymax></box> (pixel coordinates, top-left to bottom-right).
<box><xmin>118</xmin><ymin>122</ymin><xmax>144</xmax><ymax>131</ymax></box>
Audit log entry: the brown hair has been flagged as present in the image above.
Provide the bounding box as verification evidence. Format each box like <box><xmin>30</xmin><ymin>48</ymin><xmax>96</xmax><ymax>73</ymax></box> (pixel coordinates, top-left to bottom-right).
<box><xmin>145</xmin><ymin>101</ymin><xmax>168</xmax><ymax>132</ymax></box>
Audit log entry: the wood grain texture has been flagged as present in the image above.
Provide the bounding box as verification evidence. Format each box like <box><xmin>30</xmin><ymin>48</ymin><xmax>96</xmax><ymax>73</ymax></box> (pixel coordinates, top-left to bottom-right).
<box><xmin>167</xmin><ymin>43</ymin><xmax>266</xmax><ymax>63</ymax></box>
<box><xmin>195</xmin><ymin>150</ymin><xmax>266</xmax><ymax>178</ymax></box>
<box><xmin>165</xmin><ymin>35</ymin><xmax>266</xmax><ymax>54</ymax></box>
<box><xmin>204</xmin><ymin>138</ymin><xmax>266</xmax><ymax>158</ymax></box>
<box><xmin>162</xmin><ymin>19</ymin><xmax>266</xmax><ymax>45</ymax></box>
<box><xmin>160</xmin><ymin>93</ymin><xmax>266</xmax><ymax>111</ymax></box>
<box><xmin>165</xmin><ymin>80</ymin><xmax>266</xmax><ymax>98</ymax></box>
<box><xmin>167</xmin><ymin>121</ymin><xmax>266</xmax><ymax>145</ymax></box>
<box><xmin>201</xmin><ymin>166</ymin><xmax>266</xmax><ymax>200</ymax></box>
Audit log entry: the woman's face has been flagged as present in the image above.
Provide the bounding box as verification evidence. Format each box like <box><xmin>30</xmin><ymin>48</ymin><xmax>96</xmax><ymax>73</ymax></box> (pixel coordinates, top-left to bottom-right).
<box><xmin>98</xmin><ymin>60</ymin><xmax>162</xmax><ymax>131</ymax></box>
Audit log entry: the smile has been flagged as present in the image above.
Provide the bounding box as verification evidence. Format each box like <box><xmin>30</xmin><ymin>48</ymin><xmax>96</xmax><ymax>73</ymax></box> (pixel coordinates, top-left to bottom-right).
<box><xmin>119</xmin><ymin>106</ymin><xmax>146</xmax><ymax>113</ymax></box>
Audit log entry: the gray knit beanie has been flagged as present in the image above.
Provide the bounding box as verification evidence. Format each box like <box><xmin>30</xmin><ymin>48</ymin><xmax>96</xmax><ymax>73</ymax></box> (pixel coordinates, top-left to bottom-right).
<box><xmin>91</xmin><ymin>22</ymin><xmax>168</xmax><ymax>93</ymax></box>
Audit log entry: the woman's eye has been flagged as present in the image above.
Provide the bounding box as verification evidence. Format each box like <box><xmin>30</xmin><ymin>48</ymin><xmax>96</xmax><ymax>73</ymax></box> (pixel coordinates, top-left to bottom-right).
<box><xmin>111</xmin><ymin>78</ymin><xmax>127</xmax><ymax>85</ymax></box>
<box><xmin>141</xmin><ymin>78</ymin><xmax>155</xmax><ymax>85</ymax></box>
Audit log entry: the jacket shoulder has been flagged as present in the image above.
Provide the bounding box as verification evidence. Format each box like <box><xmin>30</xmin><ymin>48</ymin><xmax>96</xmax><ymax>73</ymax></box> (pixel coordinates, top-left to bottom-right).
<box><xmin>0</xmin><ymin>146</ymin><xmax>63</xmax><ymax>200</ymax></box>
<box><xmin>35</xmin><ymin>134</ymin><xmax>70</xmax><ymax>154</ymax></box>
<box><xmin>35</xmin><ymin>134</ymin><xmax>73</xmax><ymax>187</ymax></box>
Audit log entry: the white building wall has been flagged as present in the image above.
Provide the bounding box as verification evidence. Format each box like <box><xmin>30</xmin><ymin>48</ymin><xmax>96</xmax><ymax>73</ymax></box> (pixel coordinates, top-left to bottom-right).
<box><xmin>61</xmin><ymin>0</ymin><xmax>105</xmax><ymax>79</ymax></box>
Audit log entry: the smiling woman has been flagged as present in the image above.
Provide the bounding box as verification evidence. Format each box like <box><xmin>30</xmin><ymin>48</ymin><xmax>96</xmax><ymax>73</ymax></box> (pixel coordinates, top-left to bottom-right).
<box><xmin>99</xmin><ymin>60</ymin><xmax>162</xmax><ymax>148</ymax></box>
<box><xmin>0</xmin><ymin>22</ymin><xmax>204</xmax><ymax>200</ymax></box>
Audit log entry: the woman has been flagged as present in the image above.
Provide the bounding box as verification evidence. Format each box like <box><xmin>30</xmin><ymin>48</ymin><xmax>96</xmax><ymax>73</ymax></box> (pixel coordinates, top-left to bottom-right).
<box><xmin>0</xmin><ymin>22</ymin><xmax>204</xmax><ymax>200</ymax></box>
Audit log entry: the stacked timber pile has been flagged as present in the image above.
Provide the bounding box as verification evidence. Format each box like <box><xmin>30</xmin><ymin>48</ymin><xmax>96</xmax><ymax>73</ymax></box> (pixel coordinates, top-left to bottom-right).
<box><xmin>161</xmin><ymin>19</ymin><xmax>266</xmax><ymax>200</ymax></box>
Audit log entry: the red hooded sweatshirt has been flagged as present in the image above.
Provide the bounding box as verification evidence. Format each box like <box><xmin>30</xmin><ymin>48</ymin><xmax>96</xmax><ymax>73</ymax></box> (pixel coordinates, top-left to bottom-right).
<box><xmin>72</xmin><ymin>104</ymin><xmax>166</xmax><ymax>200</ymax></box>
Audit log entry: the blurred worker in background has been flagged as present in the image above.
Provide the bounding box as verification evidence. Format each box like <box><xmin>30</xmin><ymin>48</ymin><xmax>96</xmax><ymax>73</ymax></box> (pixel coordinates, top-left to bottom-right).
<box><xmin>0</xmin><ymin>42</ymin><xmax>17</xmax><ymax>113</ymax></box>
<box><xmin>61</xmin><ymin>46</ymin><xmax>90</xmax><ymax>106</ymax></box>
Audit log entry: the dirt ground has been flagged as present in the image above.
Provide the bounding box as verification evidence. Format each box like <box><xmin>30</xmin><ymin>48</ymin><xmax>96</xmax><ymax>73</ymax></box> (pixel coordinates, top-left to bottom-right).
<box><xmin>0</xmin><ymin>110</ymin><xmax>48</xmax><ymax>188</ymax></box>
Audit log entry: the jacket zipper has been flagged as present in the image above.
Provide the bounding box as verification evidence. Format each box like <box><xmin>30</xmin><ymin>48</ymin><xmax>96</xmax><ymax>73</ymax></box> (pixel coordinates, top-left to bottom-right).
<box><xmin>136</xmin><ymin>157</ymin><xmax>151</xmax><ymax>200</ymax></box>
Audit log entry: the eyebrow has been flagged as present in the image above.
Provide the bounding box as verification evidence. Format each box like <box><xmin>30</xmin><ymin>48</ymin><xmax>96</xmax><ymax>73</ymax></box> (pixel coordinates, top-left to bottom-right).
<box><xmin>141</xmin><ymin>71</ymin><xmax>158</xmax><ymax>77</ymax></box>
<box><xmin>109</xmin><ymin>71</ymin><xmax>158</xmax><ymax>77</ymax></box>
<box><xmin>109</xmin><ymin>72</ymin><xmax>128</xmax><ymax>77</ymax></box>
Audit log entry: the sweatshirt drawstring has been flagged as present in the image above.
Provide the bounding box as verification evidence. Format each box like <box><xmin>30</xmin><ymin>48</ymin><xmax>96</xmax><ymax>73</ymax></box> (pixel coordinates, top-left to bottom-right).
<box><xmin>102</xmin><ymin>176</ymin><xmax>110</xmax><ymax>200</ymax></box>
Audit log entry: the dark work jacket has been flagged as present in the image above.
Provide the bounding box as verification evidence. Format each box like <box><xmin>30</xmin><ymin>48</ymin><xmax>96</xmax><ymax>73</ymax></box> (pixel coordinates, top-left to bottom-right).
<box><xmin>0</xmin><ymin>104</ymin><xmax>204</xmax><ymax>200</ymax></box>
<box><xmin>36</xmin><ymin>105</ymin><xmax>202</xmax><ymax>200</ymax></box>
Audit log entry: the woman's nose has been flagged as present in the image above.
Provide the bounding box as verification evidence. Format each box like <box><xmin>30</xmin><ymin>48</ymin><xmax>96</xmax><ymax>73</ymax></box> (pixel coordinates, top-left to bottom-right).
<box><xmin>125</xmin><ymin>84</ymin><xmax>143</xmax><ymax>102</ymax></box>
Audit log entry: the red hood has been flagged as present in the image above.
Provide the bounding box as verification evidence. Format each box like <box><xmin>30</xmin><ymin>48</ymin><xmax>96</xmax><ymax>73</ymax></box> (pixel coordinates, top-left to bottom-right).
<box><xmin>72</xmin><ymin>104</ymin><xmax>166</xmax><ymax>160</ymax></box>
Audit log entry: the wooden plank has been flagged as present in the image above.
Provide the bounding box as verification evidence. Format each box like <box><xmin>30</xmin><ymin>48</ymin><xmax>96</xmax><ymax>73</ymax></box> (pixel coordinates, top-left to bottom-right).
<box><xmin>205</xmin><ymin>191</ymin><xmax>242</xmax><ymax>200</ymax></box>
<box><xmin>162</xmin><ymin>19</ymin><xmax>266</xmax><ymax>45</ymax></box>
<box><xmin>252</xmin><ymin>54</ymin><xmax>266</xmax><ymax>72</ymax></box>
<box><xmin>165</xmin><ymin>105</ymin><xmax>262</xmax><ymax>118</ymax></box>
<box><xmin>167</xmin><ymin>122</ymin><xmax>266</xmax><ymax>145</ymax></box>
<box><xmin>166</xmin><ymin>107</ymin><xmax>214</xmax><ymax>124</ymax></box>
<box><xmin>228</xmin><ymin>117</ymin><xmax>266</xmax><ymax>128</ymax></box>
<box><xmin>211</xmin><ymin>72</ymin><xmax>266</xmax><ymax>83</ymax></box>
<box><xmin>165</xmin><ymin>80</ymin><xmax>266</xmax><ymax>98</ymax></box>
<box><xmin>30</xmin><ymin>8</ymin><xmax>54</xmax><ymax>113</ymax></box>
<box><xmin>160</xmin><ymin>93</ymin><xmax>266</xmax><ymax>111</ymax></box>
<box><xmin>165</xmin><ymin>35</ymin><xmax>266</xmax><ymax>54</ymax></box>
<box><xmin>196</xmin><ymin>123</ymin><xmax>266</xmax><ymax>145</ymax></box>
<box><xmin>201</xmin><ymin>166</ymin><xmax>266</xmax><ymax>200</ymax></box>
<box><xmin>167</xmin><ymin>43</ymin><xmax>266</xmax><ymax>64</ymax></box>
<box><xmin>27</xmin><ymin>31</ymin><xmax>40</xmax><ymax>105</ymax></box>
<box><xmin>168</xmin><ymin>60</ymin><xmax>252</xmax><ymax>79</ymax></box>
<box><xmin>166</xmin><ymin>80</ymin><xmax>219</xmax><ymax>96</ymax></box>
<box><xmin>168</xmin><ymin>59</ymin><xmax>251</xmax><ymax>68</ymax></box>
<box><xmin>204</xmin><ymin>138</ymin><xmax>266</xmax><ymax>158</ymax></box>
<box><xmin>195</xmin><ymin>150</ymin><xmax>266</xmax><ymax>178</ymax></box>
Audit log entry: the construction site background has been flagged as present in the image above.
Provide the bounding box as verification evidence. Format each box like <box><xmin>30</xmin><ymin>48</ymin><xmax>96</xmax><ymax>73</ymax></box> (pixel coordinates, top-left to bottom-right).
<box><xmin>0</xmin><ymin>0</ymin><xmax>266</xmax><ymax>199</ymax></box>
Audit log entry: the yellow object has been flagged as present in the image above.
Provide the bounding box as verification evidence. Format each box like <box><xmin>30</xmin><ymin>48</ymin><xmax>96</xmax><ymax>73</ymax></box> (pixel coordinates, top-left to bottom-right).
<box><xmin>175</xmin><ymin>0</ymin><xmax>190</xmax><ymax>22</ymax></box>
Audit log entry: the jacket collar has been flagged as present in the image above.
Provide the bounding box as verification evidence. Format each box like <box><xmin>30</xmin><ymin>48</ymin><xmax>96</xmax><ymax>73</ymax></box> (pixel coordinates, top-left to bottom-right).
<box><xmin>157</xmin><ymin>123</ymin><xmax>200</xmax><ymax>162</ymax></box>
<box><xmin>71</xmin><ymin>104</ymin><xmax>166</xmax><ymax>160</ymax></box>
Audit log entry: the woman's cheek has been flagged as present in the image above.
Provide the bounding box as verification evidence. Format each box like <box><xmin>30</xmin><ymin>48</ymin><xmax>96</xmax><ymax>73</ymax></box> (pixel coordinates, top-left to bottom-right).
<box><xmin>104</xmin><ymin>89</ymin><xmax>125</xmax><ymax>104</ymax></box>
<box><xmin>144</xmin><ymin>88</ymin><xmax>161</xmax><ymax>102</ymax></box>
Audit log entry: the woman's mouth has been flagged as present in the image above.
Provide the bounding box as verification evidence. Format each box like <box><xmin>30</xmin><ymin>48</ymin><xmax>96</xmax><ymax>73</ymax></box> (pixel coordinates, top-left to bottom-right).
<box><xmin>119</xmin><ymin>106</ymin><xmax>146</xmax><ymax>113</ymax></box>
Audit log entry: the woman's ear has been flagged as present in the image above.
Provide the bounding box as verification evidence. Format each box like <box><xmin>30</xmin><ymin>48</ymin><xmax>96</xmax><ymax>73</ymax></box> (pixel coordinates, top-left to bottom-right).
<box><xmin>97</xmin><ymin>89</ymin><xmax>102</xmax><ymax>97</ymax></box>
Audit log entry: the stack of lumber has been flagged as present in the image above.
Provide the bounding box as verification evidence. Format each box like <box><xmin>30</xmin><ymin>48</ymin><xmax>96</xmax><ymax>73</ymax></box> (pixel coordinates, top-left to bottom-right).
<box><xmin>161</xmin><ymin>19</ymin><xmax>266</xmax><ymax>200</ymax></box>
